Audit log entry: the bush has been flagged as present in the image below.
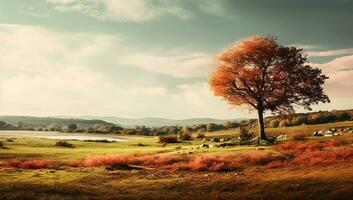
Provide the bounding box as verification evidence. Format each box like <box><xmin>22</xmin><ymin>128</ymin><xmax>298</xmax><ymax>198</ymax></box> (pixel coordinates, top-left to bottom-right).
<box><xmin>196</xmin><ymin>132</ymin><xmax>206</xmax><ymax>139</ymax></box>
<box><xmin>178</xmin><ymin>131</ymin><xmax>192</xmax><ymax>141</ymax></box>
<box><xmin>158</xmin><ymin>135</ymin><xmax>178</xmax><ymax>143</ymax></box>
<box><xmin>0</xmin><ymin>141</ymin><xmax>6</xmax><ymax>149</ymax></box>
<box><xmin>55</xmin><ymin>140</ymin><xmax>74</xmax><ymax>148</ymax></box>
<box><xmin>239</xmin><ymin>126</ymin><xmax>254</xmax><ymax>143</ymax></box>
<box><xmin>291</xmin><ymin>133</ymin><xmax>307</xmax><ymax>141</ymax></box>
<box><xmin>8</xmin><ymin>159</ymin><xmax>49</xmax><ymax>169</ymax></box>
<box><xmin>67</xmin><ymin>124</ymin><xmax>78</xmax><ymax>131</ymax></box>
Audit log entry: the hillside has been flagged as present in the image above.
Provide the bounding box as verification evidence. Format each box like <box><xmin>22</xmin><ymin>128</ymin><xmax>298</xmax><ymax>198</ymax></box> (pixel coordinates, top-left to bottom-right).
<box><xmin>77</xmin><ymin>116</ymin><xmax>247</xmax><ymax>127</ymax></box>
<box><xmin>0</xmin><ymin>116</ymin><xmax>112</xmax><ymax>128</ymax></box>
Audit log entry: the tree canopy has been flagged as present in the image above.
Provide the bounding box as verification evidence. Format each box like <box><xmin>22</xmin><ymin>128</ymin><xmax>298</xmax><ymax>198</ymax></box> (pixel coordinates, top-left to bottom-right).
<box><xmin>209</xmin><ymin>36</ymin><xmax>330</xmax><ymax>139</ymax></box>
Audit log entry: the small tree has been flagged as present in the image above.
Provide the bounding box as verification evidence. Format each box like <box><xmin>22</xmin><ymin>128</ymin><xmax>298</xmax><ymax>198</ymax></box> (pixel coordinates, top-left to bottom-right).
<box><xmin>209</xmin><ymin>36</ymin><xmax>330</xmax><ymax>140</ymax></box>
<box><xmin>67</xmin><ymin>124</ymin><xmax>77</xmax><ymax>131</ymax></box>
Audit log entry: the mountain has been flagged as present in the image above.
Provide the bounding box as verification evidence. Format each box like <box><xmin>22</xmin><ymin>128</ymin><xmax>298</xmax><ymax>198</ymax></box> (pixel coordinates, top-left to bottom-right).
<box><xmin>77</xmin><ymin>116</ymin><xmax>248</xmax><ymax>127</ymax></box>
<box><xmin>0</xmin><ymin>116</ymin><xmax>112</xmax><ymax>128</ymax></box>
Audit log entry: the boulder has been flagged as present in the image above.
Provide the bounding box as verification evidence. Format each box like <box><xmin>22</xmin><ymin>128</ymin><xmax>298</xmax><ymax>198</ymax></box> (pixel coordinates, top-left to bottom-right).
<box><xmin>333</xmin><ymin>132</ymin><xmax>342</xmax><ymax>136</ymax></box>
<box><xmin>313</xmin><ymin>131</ymin><xmax>323</xmax><ymax>136</ymax></box>
<box><xmin>277</xmin><ymin>134</ymin><xmax>289</xmax><ymax>140</ymax></box>
<box><xmin>210</xmin><ymin>138</ymin><xmax>220</xmax><ymax>142</ymax></box>
<box><xmin>200</xmin><ymin>144</ymin><xmax>209</xmax><ymax>148</ymax></box>
<box><xmin>329</xmin><ymin>128</ymin><xmax>337</xmax><ymax>132</ymax></box>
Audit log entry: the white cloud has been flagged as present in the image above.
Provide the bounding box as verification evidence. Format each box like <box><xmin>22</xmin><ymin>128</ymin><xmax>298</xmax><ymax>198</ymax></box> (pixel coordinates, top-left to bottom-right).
<box><xmin>0</xmin><ymin>24</ymin><xmax>120</xmax><ymax>73</ymax></box>
<box><xmin>0</xmin><ymin>23</ymin><xmax>223</xmax><ymax>118</ymax></box>
<box><xmin>308</xmin><ymin>48</ymin><xmax>353</xmax><ymax>57</ymax></box>
<box><xmin>315</xmin><ymin>54</ymin><xmax>353</xmax><ymax>97</ymax></box>
<box><xmin>129</xmin><ymin>86</ymin><xmax>166</xmax><ymax>95</ymax></box>
<box><xmin>47</xmin><ymin>0</ymin><xmax>192</xmax><ymax>22</ymax></box>
<box><xmin>119</xmin><ymin>50</ymin><xmax>215</xmax><ymax>78</ymax></box>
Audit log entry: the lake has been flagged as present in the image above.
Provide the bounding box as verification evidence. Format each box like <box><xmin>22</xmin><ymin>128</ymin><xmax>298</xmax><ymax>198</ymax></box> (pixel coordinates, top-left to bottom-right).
<box><xmin>0</xmin><ymin>130</ymin><xmax>126</xmax><ymax>142</ymax></box>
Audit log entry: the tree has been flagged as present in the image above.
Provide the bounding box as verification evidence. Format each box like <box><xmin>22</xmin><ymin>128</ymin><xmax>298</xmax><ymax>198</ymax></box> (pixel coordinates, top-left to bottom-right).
<box><xmin>67</xmin><ymin>124</ymin><xmax>78</xmax><ymax>131</ymax></box>
<box><xmin>209</xmin><ymin>36</ymin><xmax>330</xmax><ymax>140</ymax></box>
<box><xmin>47</xmin><ymin>123</ymin><xmax>62</xmax><ymax>131</ymax></box>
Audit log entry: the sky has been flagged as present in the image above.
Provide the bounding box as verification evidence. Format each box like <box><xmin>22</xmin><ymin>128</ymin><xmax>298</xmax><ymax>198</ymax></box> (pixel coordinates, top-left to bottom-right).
<box><xmin>0</xmin><ymin>0</ymin><xmax>352</xmax><ymax>119</ymax></box>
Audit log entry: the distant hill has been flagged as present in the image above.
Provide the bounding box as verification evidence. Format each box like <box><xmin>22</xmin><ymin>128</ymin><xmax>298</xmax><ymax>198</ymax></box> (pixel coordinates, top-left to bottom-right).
<box><xmin>76</xmin><ymin>116</ymin><xmax>247</xmax><ymax>127</ymax></box>
<box><xmin>0</xmin><ymin>116</ymin><xmax>112</xmax><ymax>128</ymax></box>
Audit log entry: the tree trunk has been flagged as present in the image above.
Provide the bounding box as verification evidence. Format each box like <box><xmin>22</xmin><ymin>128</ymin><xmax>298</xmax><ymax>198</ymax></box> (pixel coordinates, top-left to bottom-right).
<box><xmin>257</xmin><ymin>107</ymin><xmax>267</xmax><ymax>140</ymax></box>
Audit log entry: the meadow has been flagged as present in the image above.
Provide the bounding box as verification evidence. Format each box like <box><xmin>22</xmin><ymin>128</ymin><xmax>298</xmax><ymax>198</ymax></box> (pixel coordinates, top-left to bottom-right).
<box><xmin>1</xmin><ymin>121</ymin><xmax>353</xmax><ymax>199</ymax></box>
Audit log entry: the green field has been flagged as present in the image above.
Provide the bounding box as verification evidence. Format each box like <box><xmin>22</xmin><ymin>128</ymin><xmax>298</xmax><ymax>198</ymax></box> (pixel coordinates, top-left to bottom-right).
<box><xmin>1</xmin><ymin>121</ymin><xmax>353</xmax><ymax>199</ymax></box>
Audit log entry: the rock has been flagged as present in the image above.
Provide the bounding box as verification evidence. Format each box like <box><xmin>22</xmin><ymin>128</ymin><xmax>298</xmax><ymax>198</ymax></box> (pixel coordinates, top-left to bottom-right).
<box><xmin>277</xmin><ymin>134</ymin><xmax>289</xmax><ymax>140</ymax></box>
<box><xmin>256</xmin><ymin>147</ymin><xmax>265</xmax><ymax>150</ymax></box>
<box><xmin>324</xmin><ymin>134</ymin><xmax>333</xmax><ymax>137</ymax></box>
<box><xmin>313</xmin><ymin>131</ymin><xmax>323</xmax><ymax>136</ymax></box>
<box><xmin>200</xmin><ymin>144</ymin><xmax>209</xmax><ymax>148</ymax></box>
<box><xmin>329</xmin><ymin>128</ymin><xmax>337</xmax><ymax>132</ymax></box>
<box><xmin>333</xmin><ymin>132</ymin><xmax>342</xmax><ymax>136</ymax></box>
<box><xmin>349</xmin><ymin>130</ymin><xmax>353</xmax><ymax>134</ymax></box>
<box><xmin>211</xmin><ymin>138</ymin><xmax>220</xmax><ymax>142</ymax></box>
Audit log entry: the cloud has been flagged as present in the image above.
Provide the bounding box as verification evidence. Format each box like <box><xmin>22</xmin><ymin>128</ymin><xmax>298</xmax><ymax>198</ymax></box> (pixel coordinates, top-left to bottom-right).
<box><xmin>0</xmin><ymin>24</ymin><xmax>120</xmax><ymax>74</ymax></box>
<box><xmin>315</xmin><ymin>54</ymin><xmax>353</xmax><ymax>97</ymax></box>
<box><xmin>118</xmin><ymin>50</ymin><xmax>215</xmax><ymax>78</ymax></box>
<box><xmin>0</xmin><ymin>23</ymin><xmax>223</xmax><ymax>118</ymax></box>
<box><xmin>47</xmin><ymin>0</ymin><xmax>192</xmax><ymax>22</ymax></box>
<box><xmin>197</xmin><ymin>0</ymin><xmax>228</xmax><ymax>18</ymax></box>
<box><xmin>308</xmin><ymin>48</ymin><xmax>353</xmax><ymax>57</ymax></box>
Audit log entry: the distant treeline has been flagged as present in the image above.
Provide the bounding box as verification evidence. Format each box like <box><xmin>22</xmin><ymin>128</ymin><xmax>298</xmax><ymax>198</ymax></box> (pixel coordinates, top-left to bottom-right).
<box><xmin>0</xmin><ymin>116</ymin><xmax>112</xmax><ymax>129</ymax></box>
<box><xmin>265</xmin><ymin>109</ymin><xmax>353</xmax><ymax>128</ymax></box>
<box><xmin>0</xmin><ymin>109</ymin><xmax>352</xmax><ymax>135</ymax></box>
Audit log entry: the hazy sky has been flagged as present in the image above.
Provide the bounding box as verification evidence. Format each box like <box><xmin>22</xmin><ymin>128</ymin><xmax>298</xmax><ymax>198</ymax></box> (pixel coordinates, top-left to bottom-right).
<box><xmin>0</xmin><ymin>0</ymin><xmax>352</xmax><ymax>119</ymax></box>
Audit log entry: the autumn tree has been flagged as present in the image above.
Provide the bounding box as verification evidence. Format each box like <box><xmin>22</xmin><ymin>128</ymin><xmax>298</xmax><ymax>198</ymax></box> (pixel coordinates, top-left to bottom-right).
<box><xmin>209</xmin><ymin>36</ymin><xmax>330</xmax><ymax>140</ymax></box>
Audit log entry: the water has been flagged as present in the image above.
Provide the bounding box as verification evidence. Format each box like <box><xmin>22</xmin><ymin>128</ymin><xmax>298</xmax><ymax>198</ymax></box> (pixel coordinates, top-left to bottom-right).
<box><xmin>39</xmin><ymin>135</ymin><xmax>126</xmax><ymax>142</ymax></box>
<box><xmin>0</xmin><ymin>130</ymin><xmax>126</xmax><ymax>142</ymax></box>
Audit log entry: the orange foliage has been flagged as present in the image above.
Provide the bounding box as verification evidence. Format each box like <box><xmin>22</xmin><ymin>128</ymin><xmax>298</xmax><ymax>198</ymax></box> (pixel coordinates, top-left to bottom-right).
<box><xmin>209</xmin><ymin>36</ymin><xmax>329</xmax><ymax>115</ymax></box>
<box><xmin>8</xmin><ymin>159</ymin><xmax>49</xmax><ymax>169</ymax></box>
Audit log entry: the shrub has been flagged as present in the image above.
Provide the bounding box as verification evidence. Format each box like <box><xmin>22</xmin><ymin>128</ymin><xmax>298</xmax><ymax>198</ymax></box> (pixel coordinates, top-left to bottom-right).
<box><xmin>242</xmin><ymin>151</ymin><xmax>277</xmax><ymax>165</ymax></box>
<box><xmin>239</xmin><ymin>126</ymin><xmax>254</xmax><ymax>143</ymax></box>
<box><xmin>55</xmin><ymin>140</ymin><xmax>74</xmax><ymax>148</ymax></box>
<box><xmin>67</xmin><ymin>124</ymin><xmax>78</xmax><ymax>131</ymax></box>
<box><xmin>8</xmin><ymin>159</ymin><xmax>49</xmax><ymax>169</ymax></box>
<box><xmin>0</xmin><ymin>141</ymin><xmax>6</xmax><ymax>149</ymax></box>
<box><xmin>171</xmin><ymin>155</ymin><xmax>241</xmax><ymax>172</ymax></box>
<box><xmin>196</xmin><ymin>132</ymin><xmax>206</xmax><ymax>139</ymax></box>
<box><xmin>291</xmin><ymin>133</ymin><xmax>307</xmax><ymax>141</ymax></box>
<box><xmin>79</xmin><ymin>155</ymin><xmax>135</xmax><ymax>167</ymax></box>
<box><xmin>178</xmin><ymin>132</ymin><xmax>192</xmax><ymax>141</ymax></box>
<box><xmin>158</xmin><ymin>135</ymin><xmax>178</xmax><ymax>143</ymax></box>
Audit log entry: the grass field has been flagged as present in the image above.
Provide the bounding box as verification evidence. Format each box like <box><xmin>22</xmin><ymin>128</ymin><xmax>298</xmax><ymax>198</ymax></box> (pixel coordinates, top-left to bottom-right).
<box><xmin>1</xmin><ymin>121</ymin><xmax>353</xmax><ymax>199</ymax></box>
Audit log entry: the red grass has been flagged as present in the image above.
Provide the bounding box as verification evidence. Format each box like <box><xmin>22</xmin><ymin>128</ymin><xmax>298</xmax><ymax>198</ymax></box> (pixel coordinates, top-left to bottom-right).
<box><xmin>265</xmin><ymin>140</ymin><xmax>353</xmax><ymax>168</ymax></box>
<box><xmin>78</xmin><ymin>153</ymin><xmax>190</xmax><ymax>168</ymax></box>
<box><xmin>241</xmin><ymin>151</ymin><xmax>278</xmax><ymax>165</ymax></box>
<box><xmin>293</xmin><ymin>147</ymin><xmax>353</xmax><ymax>166</ymax></box>
<box><xmin>170</xmin><ymin>155</ymin><xmax>240</xmax><ymax>171</ymax></box>
<box><xmin>277</xmin><ymin>139</ymin><xmax>342</xmax><ymax>153</ymax></box>
<box><xmin>8</xmin><ymin>159</ymin><xmax>49</xmax><ymax>169</ymax></box>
